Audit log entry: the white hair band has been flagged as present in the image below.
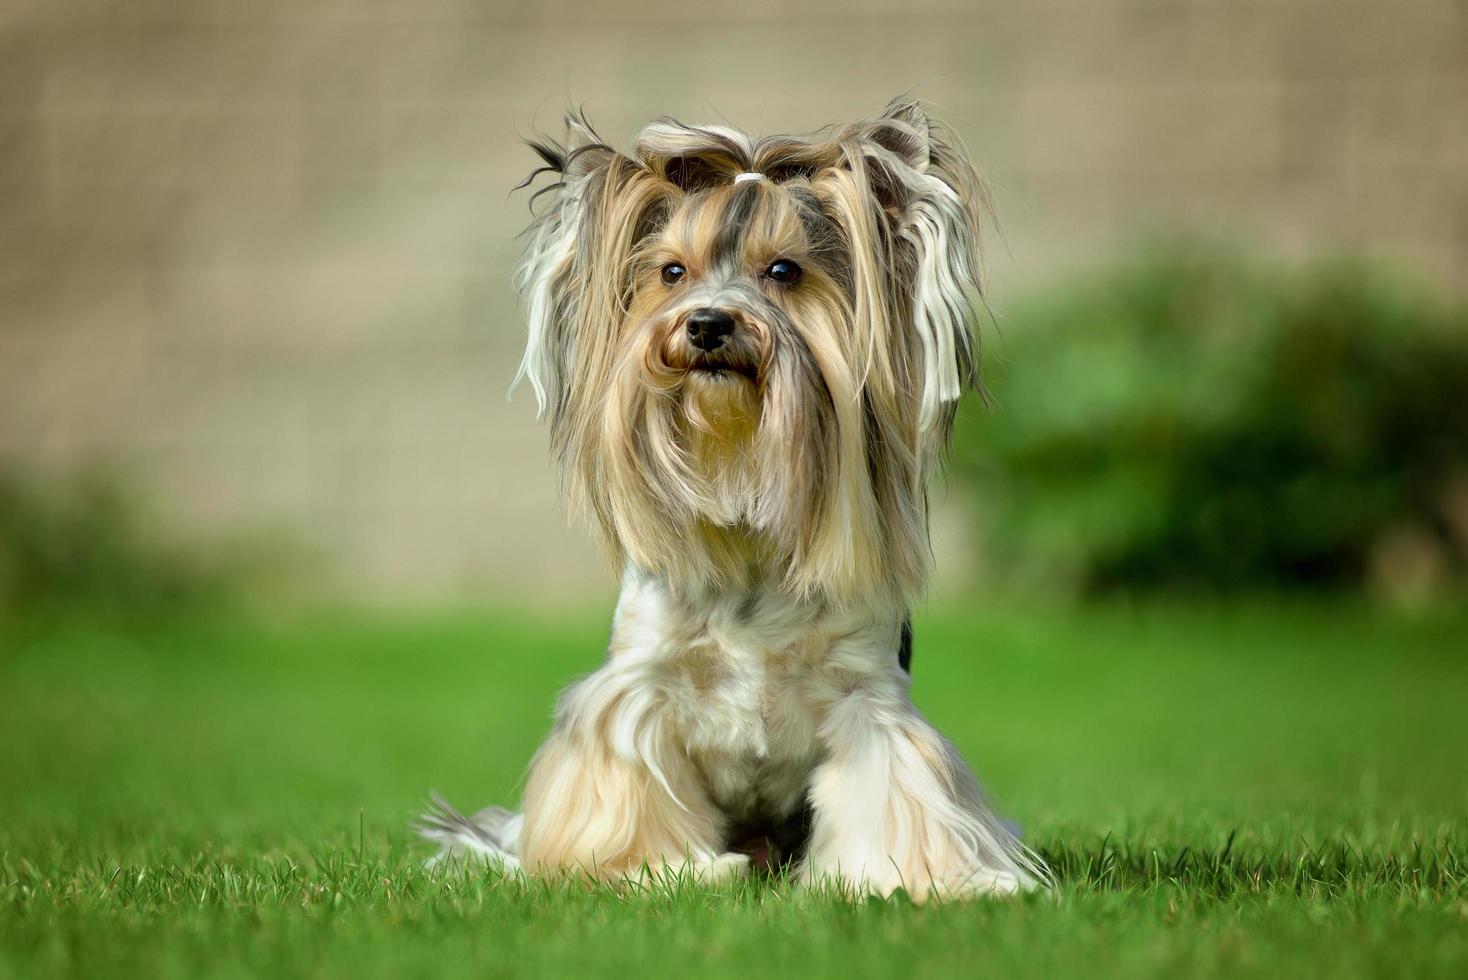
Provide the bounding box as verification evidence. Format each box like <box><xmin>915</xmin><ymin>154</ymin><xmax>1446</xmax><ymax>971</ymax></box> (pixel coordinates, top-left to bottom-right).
<box><xmin>733</xmin><ymin>172</ymin><xmax>764</xmax><ymax>184</ymax></box>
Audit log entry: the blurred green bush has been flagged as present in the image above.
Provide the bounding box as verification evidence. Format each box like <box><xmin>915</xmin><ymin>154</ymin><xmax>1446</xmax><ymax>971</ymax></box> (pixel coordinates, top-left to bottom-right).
<box><xmin>0</xmin><ymin>468</ymin><xmax>239</xmax><ymax>614</ymax></box>
<box><xmin>953</xmin><ymin>247</ymin><xmax>1468</xmax><ymax>596</ymax></box>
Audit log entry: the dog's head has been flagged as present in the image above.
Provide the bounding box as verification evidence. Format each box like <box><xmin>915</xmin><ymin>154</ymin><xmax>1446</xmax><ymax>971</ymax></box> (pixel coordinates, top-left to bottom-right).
<box><xmin>516</xmin><ymin>99</ymin><xmax>989</xmax><ymax>605</ymax></box>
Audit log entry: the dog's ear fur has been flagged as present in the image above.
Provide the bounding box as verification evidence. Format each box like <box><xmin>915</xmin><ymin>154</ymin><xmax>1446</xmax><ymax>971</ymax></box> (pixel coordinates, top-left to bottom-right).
<box><xmin>514</xmin><ymin>112</ymin><xmax>670</xmax><ymax>425</ymax></box>
<box><xmin>857</xmin><ymin>98</ymin><xmax>987</xmax><ymax>442</ymax></box>
<box><xmin>513</xmin><ymin>112</ymin><xmax>603</xmax><ymax>419</ymax></box>
<box><xmin>791</xmin><ymin>99</ymin><xmax>986</xmax><ymax>457</ymax></box>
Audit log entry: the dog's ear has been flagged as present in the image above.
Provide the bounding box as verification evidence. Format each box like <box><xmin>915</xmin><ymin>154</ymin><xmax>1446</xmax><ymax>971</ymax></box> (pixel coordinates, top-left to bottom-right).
<box><xmin>514</xmin><ymin>112</ymin><xmax>669</xmax><ymax>423</ymax></box>
<box><xmin>846</xmin><ymin>98</ymin><xmax>988</xmax><ymax>441</ymax></box>
<box><xmin>863</xmin><ymin>98</ymin><xmax>935</xmax><ymax>188</ymax></box>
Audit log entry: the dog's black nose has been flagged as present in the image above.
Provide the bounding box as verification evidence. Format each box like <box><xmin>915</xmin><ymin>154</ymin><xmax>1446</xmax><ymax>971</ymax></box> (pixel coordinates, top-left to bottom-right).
<box><xmin>686</xmin><ymin>308</ymin><xmax>735</xmax><ymax>352</ymax></box>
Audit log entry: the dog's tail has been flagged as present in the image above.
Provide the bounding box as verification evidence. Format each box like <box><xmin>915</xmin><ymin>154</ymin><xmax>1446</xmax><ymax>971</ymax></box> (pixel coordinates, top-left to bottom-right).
<box><xmin>414</xmin><ymin>793</ymin><xmax>523</xmax><ymax>870</ymax></box>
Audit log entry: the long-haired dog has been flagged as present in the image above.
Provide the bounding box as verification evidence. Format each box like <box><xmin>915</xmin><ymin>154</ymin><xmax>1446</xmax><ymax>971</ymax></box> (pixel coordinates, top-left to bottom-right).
<box><xmin>420</xmin><ymin>98</ymin><xmax>1047</xmax><ymax>899</ymax></box>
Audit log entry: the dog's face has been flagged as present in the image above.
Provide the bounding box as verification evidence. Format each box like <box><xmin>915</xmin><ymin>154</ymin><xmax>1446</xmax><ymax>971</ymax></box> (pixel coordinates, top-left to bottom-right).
<box><xmin>516</xmin><ymin>100</ymin><xmax>989</xmax><ymax>605</ymax></box>
<box><xmin>623</xmin><ymin>178</ymin><xmax>851</xmax><ymax>541</ymax></box>
<box><xmin>640</xmin><ymin>180</ymin><xmax>824</xmax><ymax>432</ymax></box>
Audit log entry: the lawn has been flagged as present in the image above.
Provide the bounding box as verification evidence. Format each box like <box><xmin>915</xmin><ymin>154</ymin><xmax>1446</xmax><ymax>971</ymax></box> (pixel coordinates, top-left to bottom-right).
<box><xmin>1</xmin><ymin>601</ymin><xmax>1465</xmax><ymax>979</ymax></box>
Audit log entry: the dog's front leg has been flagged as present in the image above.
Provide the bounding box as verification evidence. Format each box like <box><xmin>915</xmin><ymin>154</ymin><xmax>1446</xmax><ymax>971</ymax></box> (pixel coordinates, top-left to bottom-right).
<box><xmin>802</xmin><ymin>688</ymin><xmax>1043</xmax><ymax>900</ymax></box>
<box><xmin>516</xmin><ymin>665</ymin><xmax>746</xmax><ymax>884</ymax></box>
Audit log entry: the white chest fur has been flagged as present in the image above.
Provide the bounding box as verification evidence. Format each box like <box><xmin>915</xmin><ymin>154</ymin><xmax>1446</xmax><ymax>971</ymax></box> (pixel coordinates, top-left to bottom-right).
<box><xmin>603</xmin><ymin>570</ymin><xmax>905</xmax><ymax>823</ymax></box>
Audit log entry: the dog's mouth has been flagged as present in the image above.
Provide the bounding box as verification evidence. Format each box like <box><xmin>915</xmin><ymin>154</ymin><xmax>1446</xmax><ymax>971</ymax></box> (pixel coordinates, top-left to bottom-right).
<box><xmin>686</xmin><ymin>356</ymin><xmax>758</xmax><ymax>384</ymax></box>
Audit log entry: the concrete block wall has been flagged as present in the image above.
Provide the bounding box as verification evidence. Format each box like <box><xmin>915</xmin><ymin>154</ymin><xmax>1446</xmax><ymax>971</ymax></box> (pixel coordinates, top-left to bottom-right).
<box><xmin>1</xmin><ymin>1</ymin><xmax>1464</xmax><ymax>603</ymax></box>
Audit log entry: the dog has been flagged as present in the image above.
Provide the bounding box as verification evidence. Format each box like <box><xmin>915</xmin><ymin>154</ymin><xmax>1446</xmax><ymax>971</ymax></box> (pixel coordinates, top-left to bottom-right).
<box><xmin>419</xmin><ymin>98</ymin><xmax>1047</xmax><ymax>899</ymax></box>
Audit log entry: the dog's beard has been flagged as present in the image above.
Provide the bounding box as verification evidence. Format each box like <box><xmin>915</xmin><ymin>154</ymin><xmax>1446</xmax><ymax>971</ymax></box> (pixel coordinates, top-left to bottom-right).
<box><xmin>679</xmin><ymin>371</ymin><xmax>761</xmax><ymax>527</ymax></box>
<box><xmin>594</xmin><ymin>308</ymin><xmax>806</xmax><ymax>588</ymax></box>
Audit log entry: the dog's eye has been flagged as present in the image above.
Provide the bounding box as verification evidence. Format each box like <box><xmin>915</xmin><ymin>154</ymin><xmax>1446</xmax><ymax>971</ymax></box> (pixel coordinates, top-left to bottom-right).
<box><xmin>763</xmin><ymin>259</ymin><xmax>802</xmax><ymax>285</ymax></box>
<box><xmin>661</xmin><ymin>263</ymin><xmax>686</xmax><ymax>286</ymax></box>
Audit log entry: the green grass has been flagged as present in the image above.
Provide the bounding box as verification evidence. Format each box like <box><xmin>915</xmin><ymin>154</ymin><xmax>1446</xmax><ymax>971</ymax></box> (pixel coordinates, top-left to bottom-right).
<box><xmin>2</xmin><ymin>601</ymin><xmax>1465</xmax><ymax>978</ymax></box>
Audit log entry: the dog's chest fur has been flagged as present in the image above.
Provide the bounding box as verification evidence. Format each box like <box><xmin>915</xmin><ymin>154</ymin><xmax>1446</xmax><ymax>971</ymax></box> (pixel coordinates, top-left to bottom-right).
<box><xmin>610</xmin><ymin>573</ymin><xmax>902</xmax><ymax>826</ymax></box>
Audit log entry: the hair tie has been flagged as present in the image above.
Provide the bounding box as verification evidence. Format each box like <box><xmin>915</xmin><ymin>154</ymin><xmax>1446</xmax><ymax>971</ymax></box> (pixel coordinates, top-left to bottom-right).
<box><xmin>733</xmin><ymin>172</ymin><xmax>765</xmax><ymax>184</ymax></box>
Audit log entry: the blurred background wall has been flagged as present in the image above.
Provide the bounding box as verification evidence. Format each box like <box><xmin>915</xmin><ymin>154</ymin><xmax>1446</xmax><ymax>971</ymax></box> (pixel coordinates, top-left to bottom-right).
<box><xmin>1</xmin><ymin>0</ymin><xmax>1464</xmax><ymax>606</ymax></box>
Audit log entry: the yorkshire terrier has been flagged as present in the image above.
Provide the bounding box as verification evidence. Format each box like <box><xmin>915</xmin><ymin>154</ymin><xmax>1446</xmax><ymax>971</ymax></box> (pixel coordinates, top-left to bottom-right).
<box><xmin>419</xmin><ymin>98</ymin><xmax>1046</xmax><ymax>899</ymax></box>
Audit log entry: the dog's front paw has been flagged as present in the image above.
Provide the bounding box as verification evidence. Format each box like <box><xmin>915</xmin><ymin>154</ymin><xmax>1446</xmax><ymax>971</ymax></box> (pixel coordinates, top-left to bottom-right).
<box><xmin>693</xmin><ymin>851</ymin><xmax>752</xmax><ymax>882</ymax></box>
<box><xmin>921</xmin><ymin>866</ymin><xmax>1025</xmax><ymax>900</ymax></box>
<box><xmin>622</xmin><ymin>851</ymin><xmax>750</xmax><ymax>886</ymax></box>
<box><xmin>804</xmin><ymin>859</ymin><xmax>1025</xmax><ymax>902</ymax></box>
